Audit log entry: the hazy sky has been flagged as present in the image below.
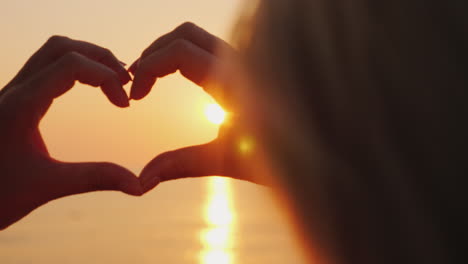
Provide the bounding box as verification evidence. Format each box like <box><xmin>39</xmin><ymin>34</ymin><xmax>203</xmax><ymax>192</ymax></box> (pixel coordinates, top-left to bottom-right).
<box><xmin>0</xmin><ymin>0</ymin><xmax>245</xmax><ymax>172</ymax></box>
<box><xmin>0</xmin><ymin>3</ymin><xmax>309</xmax><ymax>263</ymax></box>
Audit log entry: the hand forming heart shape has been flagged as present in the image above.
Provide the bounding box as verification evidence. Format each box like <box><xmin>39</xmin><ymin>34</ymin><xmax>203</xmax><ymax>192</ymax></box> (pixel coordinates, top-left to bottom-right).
<box><xmin>128</xmin><ymin>22</ymin><xmax>262</xmax><ymax>192</ymax></box>
<box><xmin>0</xmin><ymin>22</ymin><xmax>262</xmax><ymax>230</ymax></box>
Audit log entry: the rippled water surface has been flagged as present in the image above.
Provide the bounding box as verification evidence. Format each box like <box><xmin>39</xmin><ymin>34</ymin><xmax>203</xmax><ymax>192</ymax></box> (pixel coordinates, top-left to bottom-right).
<box><xmin>0</xmin><ymin>177</ymin><xmax>306</xmax><ymax>264</ymax></box>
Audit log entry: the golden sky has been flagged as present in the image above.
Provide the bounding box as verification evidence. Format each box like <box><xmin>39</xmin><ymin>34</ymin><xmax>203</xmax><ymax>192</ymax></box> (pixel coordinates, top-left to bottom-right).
<box><xmin>0</xmin><ymin>3</ymin><xmax>311</xmax><ymax>264</ymax></box>
<box><xmin>0</xmin><ymin>0</ymin><xmax>244</xmax><ymax>172</ymax></box>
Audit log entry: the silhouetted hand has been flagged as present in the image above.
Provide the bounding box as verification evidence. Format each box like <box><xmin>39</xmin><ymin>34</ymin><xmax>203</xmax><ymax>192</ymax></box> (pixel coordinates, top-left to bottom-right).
<box><xmin>130</xmin><ymin>23</ymin><xmax>269</xmax><ymax>193</ymax></box>
<box><xmin>0</xmin><ymin>36</ymin><xmax>142</xmax><ymax>230</ymax></box>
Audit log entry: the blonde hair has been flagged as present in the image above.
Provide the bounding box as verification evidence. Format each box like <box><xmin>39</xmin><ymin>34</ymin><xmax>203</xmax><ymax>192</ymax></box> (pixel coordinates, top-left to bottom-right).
<box><xmin>236</xmin><ymin>0</ymin><xmax>468</xmax><ymax>263</ymax></box>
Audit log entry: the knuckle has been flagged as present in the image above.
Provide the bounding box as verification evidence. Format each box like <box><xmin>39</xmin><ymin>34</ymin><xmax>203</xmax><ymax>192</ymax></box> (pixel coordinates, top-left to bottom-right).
<box><xmin>100</xmin><ymin>48</ymin><xmax>114</xmax><ymax>60</ymax></box>
<box><xmin>176</xmin><ymin>22</ymin><xmax>198</xmax><ymax>34</ymax></box>
<box><xmin>46</xmin><ymin>35</ymin><xmax>70</xmax><ymax>49</ymax></box>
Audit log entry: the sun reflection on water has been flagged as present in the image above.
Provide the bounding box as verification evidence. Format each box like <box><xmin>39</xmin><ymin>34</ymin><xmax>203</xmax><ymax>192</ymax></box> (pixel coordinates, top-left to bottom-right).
<box><xmin>200</xmin><ymin>177</ymin><xmax>235</xmax><ymax>264</ymax></box>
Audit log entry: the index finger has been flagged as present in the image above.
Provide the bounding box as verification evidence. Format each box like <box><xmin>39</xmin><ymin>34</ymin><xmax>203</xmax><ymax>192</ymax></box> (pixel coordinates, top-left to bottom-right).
<box><xmin>129</xmin><ymin>22</ymin><xmax>234</xmax><ymax>74</ymax></box>
<box><xmin>9</xmin><ymin>52</ymin><xmax>129</xmax><ymax>129</ymax></box>
<box><xmin>5</xmin><ymin>36</ymin><xmax>131</xmax><ymax>89</ymax></box>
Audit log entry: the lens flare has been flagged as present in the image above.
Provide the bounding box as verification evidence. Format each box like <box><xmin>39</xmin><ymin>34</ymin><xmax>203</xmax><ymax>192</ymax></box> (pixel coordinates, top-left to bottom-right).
<box><xmin>205</xmin><ymin>103</ymin><xmax>226</xmax><ymax>125</ymax></box>
<box><xmin>238</xmin><ymin>137</ymin><xmax>254</xmax><ymax>155</ymax></box>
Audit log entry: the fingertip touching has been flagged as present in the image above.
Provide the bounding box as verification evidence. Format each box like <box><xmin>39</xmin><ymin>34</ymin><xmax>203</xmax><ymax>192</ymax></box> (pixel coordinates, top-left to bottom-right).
<box><xmin>140</xmin><ymin>175</ymin><xmax>161</xmax><ymax>195</ymax></box>
<box><xmin>112</xmin><ymin>58</ymin><xmax>132</xmax><ymax>85</ymax></box>
<box><xmin>100</xmin><ymin>76</ymin><xmax>130</xmax><ymax>107</ymax></box>
<box><xmin>129</xmin><ymin>71</ymin><xmax>156</xmax><ymax>100</ymax></box>
<box><xmin>128</xmin><ymin>58</ymin><xmax>140</xmax><ymax>75</ymax></box>
<box><xmin>95</xmin><ymin>162</ymin><xmax>143</xmax><ymax>196</ymax></box>
<box><xmin>118</xmin><ymin>68</ymin><xmax>132</xmax><ymax>85</ymax></box>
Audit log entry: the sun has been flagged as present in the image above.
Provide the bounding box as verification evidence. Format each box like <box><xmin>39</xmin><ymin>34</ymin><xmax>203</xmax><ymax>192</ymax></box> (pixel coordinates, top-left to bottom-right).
<box><xmin>205</xmin><ymin>103</ymin><xmax>226</xmax><ymax>125</ymax></box>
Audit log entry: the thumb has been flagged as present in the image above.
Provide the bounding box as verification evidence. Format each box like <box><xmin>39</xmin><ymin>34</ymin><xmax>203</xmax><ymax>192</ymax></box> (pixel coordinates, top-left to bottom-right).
<box><xmin>139</xmin><ymin>142</ymin><xmax>226</xmax><ymax>193</ymax></box>
<box><xmin>48</xmin><ymin>162</ymin><xmax>143</xmax><ymax>200</ymax></box>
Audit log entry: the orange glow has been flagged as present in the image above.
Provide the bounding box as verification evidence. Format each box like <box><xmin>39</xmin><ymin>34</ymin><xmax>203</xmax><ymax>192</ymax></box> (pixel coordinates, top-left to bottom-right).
<box><xmin>200</xmin><ymin>177</ymin><xmax>235</xmax><ymax>264</ymax></box>
<box><xmin>0</xmin><ymin>1</ymin><xmax>308</xmax><ymax>264</ymax></box>
<box><xmin>202</xmin><ymin>250</ymin><xmax>231</xmax><ymax>264</ymax></box>
<box><xmin>238</xmin><ymin>136</ymin><xmax>254</xmax><ymax>155</ymax></box>
<box><xmin>205</xmin><ymin>103</ymin><xmax>226</xmax><ymax>125</ymax></box>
